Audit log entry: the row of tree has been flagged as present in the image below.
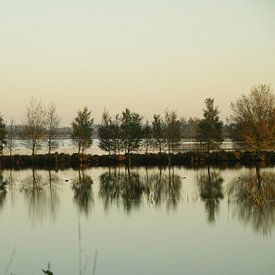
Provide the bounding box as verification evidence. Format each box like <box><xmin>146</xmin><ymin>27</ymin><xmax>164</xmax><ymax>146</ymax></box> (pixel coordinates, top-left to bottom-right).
<box><xmin>0</xmin><ymin>99</ymin><xmax>61</xmax><ymax>155</ymax></box>
<box><xmin>0</xmin><ymin>84</ymin><xmax>274</xmax><ymax>155</ymax></box>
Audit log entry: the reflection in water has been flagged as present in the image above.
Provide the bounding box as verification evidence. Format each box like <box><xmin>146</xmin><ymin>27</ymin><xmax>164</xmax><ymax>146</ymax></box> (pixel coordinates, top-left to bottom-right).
<box><xmin>20</xmin><ymin>169</ymin><xmax>60</xmax><ymax>226</ymax></box>
<box><xmin>99</xmin><ymin>167</ymin><xmax>143</xmax><ymax>212</ymax></box>
<box><xmin>99</xmin><ymin>167</ymin><xmax>182</xmax><ymax>213</ymax></box>
<box><xmin>197</xmin><ymin>167</ymin><xmax>224</xmax><ymax>224</ymax></box>
<box><xmin>72</xmin><ymin>170</ymin><xmax>94</xmax><ymax>216</ymax></box>
<box><xmin>228</xmin><ymin>166</ymin><xmax>275</xmax><ymax>236</ymax></box>
<box><xmin>5</xmin><ymin>170</ymin><xmax>16</xmax><ymax>207</ymax></box>
<box><xmin>143</xmin><ymin>167</ymin><xmax>182</xmax><ymax>210</ymax></box>
<box><xmin>0</xmin><ymin>170</ymin><xmax>7</xmax><ymax>210</ymax></box>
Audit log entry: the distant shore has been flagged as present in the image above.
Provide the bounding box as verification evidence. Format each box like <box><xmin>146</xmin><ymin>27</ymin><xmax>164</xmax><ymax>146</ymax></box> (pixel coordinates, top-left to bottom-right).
<box><xmin>0</xmin><ymin>151</ymin><xmax>274</xmax><ymax>169</ymax></box>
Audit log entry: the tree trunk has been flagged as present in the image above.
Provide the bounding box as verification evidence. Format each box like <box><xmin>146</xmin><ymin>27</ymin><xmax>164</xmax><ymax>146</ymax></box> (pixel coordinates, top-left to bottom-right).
<box><xmin>32</xmin><ymin>140</ymin><xmax>35</xmax><ymax>156</ymax></box>
<box><xmin>48</xmin><ymin>138</ymin><xmax>51</xmax><ymax>154</ymax></box>
<box><xmin>78</xmin><ymin>141</ymin><xmax>81</xmax><ymax>154</ymax></box>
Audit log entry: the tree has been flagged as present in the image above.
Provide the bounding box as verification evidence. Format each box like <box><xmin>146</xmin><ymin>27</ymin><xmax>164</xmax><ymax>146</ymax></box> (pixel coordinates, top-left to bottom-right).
<box><xmin>24</xmin><ymin>98</ymin><xmax>46</xmax><ymax>156</ymax></box>
<box><xmin>152</xmin><ymin>114</ymin><xmax>166</xmax><ymax>153</ymax></box>
<box><xmin>98</xmin><ymin>111</ymin><xmax>121</xmax><ymax>155</ymax></box>
<box><xmin>110</xmin><ymin>114</ymin><xmax>122</xmax><ymax>154</ymax></box>
<box><xmin>142</xmin><ymin>120</ymin><xmax>152</xmax><ymax>154</ymax></box>
<box><xmin>46</xmin><ymin>102</ymin><xmax>61</xmax><ymax>154</ymax></box>
<box><xmin>164</xmin><ymin>110</ymin><xmax>181</xmax><ymax>153</ymax></box>
<box><xmin>230</xmin><ymin>84</ymin><xmax>275</xmax><ymax>152</ymax></box>
<box><xmin>98</xmin><ymin>110</ymin><xmax>113</xmax><ymax>155</ymax></box>
<box><xmin>197</xmin><ymin>98</ymin><xmax>223</xmax><ymax>153</ymax></box>
<box><xmin>120</xmin><ymin>108</ymin><xmax>143</xmax><ymax>154</ymax></box>
<box><xmin>5</xmin><ymin>118</ymin><xmax>17</xmax><ymax>156</ymax></box>
<box><xmin>0</xmin><ymin>115</ymin><xmax>6</xmax><ymax>154</ymax></box>
<box><xmin>71</xmin><ymin>107</ymin><xmax>94</xmax><ymax>154</ymax></box>
<box><xmin>182</xmin><ymin>117</ymin><xmax>200</xmax><ymax>139</ymax></box>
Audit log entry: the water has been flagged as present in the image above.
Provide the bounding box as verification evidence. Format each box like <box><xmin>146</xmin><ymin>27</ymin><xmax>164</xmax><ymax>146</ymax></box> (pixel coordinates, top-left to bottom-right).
<box><xmin>3</xmin><ymin>138</ymin><xmax>237</xmax><ymax>155</ymax></box>
<box><xmin>0</xmin><ymin>166</ymin><xmax>275</xmax><ymax>275</ymax></box>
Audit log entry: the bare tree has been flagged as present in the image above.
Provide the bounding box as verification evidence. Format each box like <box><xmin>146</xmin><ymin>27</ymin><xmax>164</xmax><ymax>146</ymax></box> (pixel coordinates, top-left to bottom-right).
<box><xmin>24</xmin><ymin>98</ymin><xmax>46</xmax><ymax>156</ymax></box>
<box><xmin>230</xmin><ymin>84</ymin><xmax>275</xmax><ymax>152</ymax></box>
<box><xmin>5</xmin><ymin>118</ymin><xmax>17</xmax><ymax>156</ymax></box>
<box><xmin>46</xmin><ymin>102</ymin><xmax>61</xmax><ymax>154</ymax></box>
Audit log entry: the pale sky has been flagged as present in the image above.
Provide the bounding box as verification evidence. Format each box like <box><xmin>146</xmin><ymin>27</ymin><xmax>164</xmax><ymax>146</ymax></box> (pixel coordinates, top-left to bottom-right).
<box><xmin>1</xmin><ymin>0</ymin><xmax>275</xmax><ymax>125</ymax></box>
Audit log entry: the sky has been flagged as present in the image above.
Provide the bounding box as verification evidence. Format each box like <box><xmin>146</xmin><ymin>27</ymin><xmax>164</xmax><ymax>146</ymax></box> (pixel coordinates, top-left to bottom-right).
<box><xmin>0</xmin><ymin>0</ymin><xmax>275</xmax><ymax>126</ymax></box>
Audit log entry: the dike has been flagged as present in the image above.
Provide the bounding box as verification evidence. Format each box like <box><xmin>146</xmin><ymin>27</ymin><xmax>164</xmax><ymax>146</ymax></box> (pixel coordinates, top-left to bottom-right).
<box><xmin>0</xmin><ymin>151</ymin><xmax>274</xmax><ymax>169</ymax></box>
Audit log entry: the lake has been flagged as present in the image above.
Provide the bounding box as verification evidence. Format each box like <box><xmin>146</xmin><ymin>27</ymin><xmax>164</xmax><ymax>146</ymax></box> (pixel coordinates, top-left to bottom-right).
<box><xmin>0</xmin><ymin>166</ymin><xmax>275</xmax><ymax>274</ymax></box>
<box><xmin>3</xmin><ymin>138</ymin><xmax>237</xmax><ymax>156</ymax></box>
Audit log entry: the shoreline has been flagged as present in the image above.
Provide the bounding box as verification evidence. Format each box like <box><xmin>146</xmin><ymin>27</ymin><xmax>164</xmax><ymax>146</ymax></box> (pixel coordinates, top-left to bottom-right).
<box><xmin>0</xmin><ymin>151</ymin><xmax>274</xmax><ymax>169</ymax></box>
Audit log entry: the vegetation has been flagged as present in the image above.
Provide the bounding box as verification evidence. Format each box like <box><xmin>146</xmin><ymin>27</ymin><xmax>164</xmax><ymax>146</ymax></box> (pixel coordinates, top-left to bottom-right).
<box><xmin>230</xmin><ymin>84</ymin><xmax>275</xmax><ymax>152</ymax></box>
<box><xmin>0</xmin><ymin>114</ymin><xmax>6</xmax><ymax>153</ymax></box>
<box><xmin>164</xmin><ymin>110</ymin><xmax>181</xmax><ymax>153</ymax></box>
<box><xmin>98</xmin><ymin>111</ymin><xmax>121</xmax><ymax>155</ymax></box>
<box><xmin>24</xmin><ymin>98</ymin><xmax>47</xmax><ymax>156</ymax></box>
<box><xmin>98</xmin><ymin>110</ymin><xmax>113</xmax><ymax>154</ymax></box>
<box><xmin>0</xmin><ymin>85</ymin><xmax>274</xmax><ymax>157</ymax></box>
<box><xmin>120</xmin><ymin>108</ymin><xmax>143</xmax><ymax>154</ymax></box>
<box><xmin>46</xmin><ymin>102</ymin><xmax>61</xmax><ymax>154</ymax></box>
<box><xmin>152</xmin><ymin>114</ymin><xmax>166</xmax><ymax>153</ymax></box>
<box><xmin>5</xmin><ymin>118</ymin><xmax>16</xmax><ymax>156</ymax></box>
<box><xmin>142</xmin><ymin>120</ymin><xmax>152</xmax><ymax>154</ymax></box>
<box><xmin>197</xmin><ymin>98</ymin><xmax>223</xmax><ymax>153</ymax></box>
<box><xmin>71</xmin><ymin>107</ymin><xmax>94</xmax><ymax>154</ymax></box>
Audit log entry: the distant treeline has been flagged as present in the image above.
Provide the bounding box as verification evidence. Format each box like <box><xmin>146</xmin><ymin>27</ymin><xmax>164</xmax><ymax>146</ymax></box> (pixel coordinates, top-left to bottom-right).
<box><xmin>3</xmin><ymin>121</ymin><xmax>231</xmax><ymax>140</ymax></box>
<box><xmin>0</xmin><ymin>84</ymin><xmax>274</xmax><ymax>156</ymax></box>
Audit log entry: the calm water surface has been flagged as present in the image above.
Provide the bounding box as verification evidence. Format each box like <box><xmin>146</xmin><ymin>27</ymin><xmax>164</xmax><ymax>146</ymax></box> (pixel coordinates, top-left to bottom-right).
<box><xmin>0</xmin><ymin>166</ymin><xmax>275</xmax><ymax>275</ymax></box>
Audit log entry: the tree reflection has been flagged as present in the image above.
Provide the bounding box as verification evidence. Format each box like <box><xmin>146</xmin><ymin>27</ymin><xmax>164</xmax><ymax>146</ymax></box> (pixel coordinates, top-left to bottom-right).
<box><xmin>197</xmin><ymin>167</ymin><xmax>224</xmax><ymax>224</ymax></box>
<box><xmin>121</xmin><ymin>167</ymin><xmax>144</xmax><ymax>211</ymax></box>
<box><xmin>99</xmin><ymin>167</ymin><xmax>143</xmax><ymax>213</ymax></box>
<box><xmin>143</xmin><ymin>166</ymin><xmax>182</xmax><ymax>210</ymax></box>
<box><xmin>99</xmin><ymin>166</ymin><xmax>182</xmax><ymax>213</ymax></box>
<box><xmin>0</xmin><ymin>170</ymin><xmax>7</xmax><ymax>210</ymax></box>
<box><xmin>5</xmin><ymin>170</ymin><xmax>16</xmax><ymax>207</ymax></box>
<box><xmin>20</xmin><ymin>169</ymin><xmax>60</xmax><ymax>225</ymax></box>
<box><xmin>72</xmin><ymin>169</ymin><xmax>94</xmax><ymax>216</ymax></box>
<box><xmin>47</xmin><ymin>170</ymin><xmax>61</xmax><ymax>221</ymax></box>
<box><xmin>228</xmin><ymin>166</ymin><xmax>275</xmax><ymax>236</ymax></box>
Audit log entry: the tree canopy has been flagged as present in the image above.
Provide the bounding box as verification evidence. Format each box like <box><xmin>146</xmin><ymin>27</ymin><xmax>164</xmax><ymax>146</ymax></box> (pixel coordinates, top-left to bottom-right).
<box><xmin>197</xmin><ymin>98</ymin><xmax>223</xmax><ymax>153</ymax></box>
<box><xmin>71</xmin><ymin>107</ymin><xmax>94</xmax><ymax>154</ymax></box>
<box><xmin>230</xmin><ymin>84</ymin><xmax>275</xmax><ymax>152</ymax></box>
<box><xmin>152</xmin><ymin>114</ymin><xmax>166</xmax><ymax>153</ymax></box>
<box><xmin>0</xmin><ymin>115</ymin><xmax>6</xmax><ymax>153</ymax></box>
<box><xmin>164</xmin><ymin>110</ymin><xmax>181</xmax><ymax>153</ymax></box>
<box><xmin>120</xmin><ymin>108</ymin><xmax>143</xmax><ymax>154</ymax></box>
<box><xmin>98</xmin><ymin>111</ymin><xmax>121</xmax><ymax>155</ymax></box>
